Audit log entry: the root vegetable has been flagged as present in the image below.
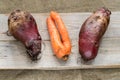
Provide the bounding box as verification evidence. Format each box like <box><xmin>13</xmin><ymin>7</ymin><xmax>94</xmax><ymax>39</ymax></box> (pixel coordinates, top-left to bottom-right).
<box><xmin>79</xmin><ymin>7</ymin><xmax>111</xmax><ymax>61</ymax></box>
<box><xmin>8</xmin><ymin>10</ymin><xmax>42</xmax><ymax>60</ymax></box>
<box><xmin>47</xmin><ymin>11</ymin><xmax>71</xmax><ymax>60</ymax></box>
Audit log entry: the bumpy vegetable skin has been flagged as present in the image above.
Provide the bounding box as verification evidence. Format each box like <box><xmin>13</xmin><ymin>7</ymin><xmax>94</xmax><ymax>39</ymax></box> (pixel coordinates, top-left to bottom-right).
<box><xmin>8</xmin><ymin>10</ymin><xmax>42</xmax><ymax>60</ymax></box>
<box><xmin>79</xmin><ymin>7</ymin><xmax>111</xmax><ymax>61</ymax></box>
<box><xmin>47</xmin><ymin>11</ymin><xmax>71</xmax><ymax>60</ymax></box>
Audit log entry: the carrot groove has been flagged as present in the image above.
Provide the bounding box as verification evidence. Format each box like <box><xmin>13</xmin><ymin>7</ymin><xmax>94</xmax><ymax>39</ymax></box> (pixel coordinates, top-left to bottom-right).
<box><xmin>47</xmin><ymin>11</ymin><xmax>71</xmax><ymax>60</ymax></box>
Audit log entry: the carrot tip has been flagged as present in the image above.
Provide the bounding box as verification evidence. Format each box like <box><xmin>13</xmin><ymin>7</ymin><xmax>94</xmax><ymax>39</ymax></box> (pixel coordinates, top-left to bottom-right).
<box><xmin>62</xmin><ymin>55</ymin><xmax>69</xmax><ymax>61</ymax></box>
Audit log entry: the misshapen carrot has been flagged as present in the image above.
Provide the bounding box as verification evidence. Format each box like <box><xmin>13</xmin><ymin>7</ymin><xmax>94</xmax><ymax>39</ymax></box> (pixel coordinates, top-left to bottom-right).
<box><xmin>47</xmin><ymin>11</ymin><xmax>71</xmax><ymax>60</ymax></box>
<box><xmin>50</xmin><ymin>11</ymin><xmax>71</xmax><ymax>55</ymax></box>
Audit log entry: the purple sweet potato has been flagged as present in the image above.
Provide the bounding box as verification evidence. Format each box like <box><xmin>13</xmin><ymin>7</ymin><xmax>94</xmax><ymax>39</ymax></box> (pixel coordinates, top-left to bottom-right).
<box><xmin>8</xmin><ymin>10</ymin><xmax>42</xmax><ymax>60</ymax></box>
<box><xmin>79</xmin><ymin>7</ymin><xmax>111</xmax><ymax>61</ymax></box>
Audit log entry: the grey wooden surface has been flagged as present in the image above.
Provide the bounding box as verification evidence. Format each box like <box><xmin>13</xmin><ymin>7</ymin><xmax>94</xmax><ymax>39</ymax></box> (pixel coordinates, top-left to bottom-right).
<box><xmin>0</xmin><ymin>0</ymin><xmax>120</xmax><ymax>13</ymax></box>
<box><xmin>0</xmin><ymin>0</ymin><xmax>120</xmax><ymax>80</ymax></box>
<box><xmin>0</xmin><ymin>12</ymin><xmax>120</xmax><ymax>69</ymax></box>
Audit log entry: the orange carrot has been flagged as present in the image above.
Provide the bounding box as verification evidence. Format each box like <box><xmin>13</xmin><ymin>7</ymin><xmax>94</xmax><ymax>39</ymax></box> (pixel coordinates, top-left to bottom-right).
<box><xmin>47</xmin><ymin>11</ymin><xmax>71</xmax><ymax>60</ymax></box>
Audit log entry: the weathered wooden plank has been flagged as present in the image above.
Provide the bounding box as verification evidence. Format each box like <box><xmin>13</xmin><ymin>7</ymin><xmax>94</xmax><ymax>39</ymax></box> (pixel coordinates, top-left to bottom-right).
<box><xmin>0</xmin><ymin>37</ymin><xmax>120</xmax><ymax>69</ymax></box>
<box><xmin>0</xmin><ymin>12</ymin><xmax>120</xmax><ymax>69</ymax></box>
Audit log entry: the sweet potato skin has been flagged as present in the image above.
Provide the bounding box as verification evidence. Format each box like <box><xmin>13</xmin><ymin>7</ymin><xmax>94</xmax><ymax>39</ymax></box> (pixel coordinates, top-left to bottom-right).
<box><xmin>79</xmin><ymin>7</ymin><xmax>111</xmax><ymax>61</ymax></box>
<box><xmin>8</xmin><ymin>10</ymin><xmax>42</xmax><ymax>60</ymax></box>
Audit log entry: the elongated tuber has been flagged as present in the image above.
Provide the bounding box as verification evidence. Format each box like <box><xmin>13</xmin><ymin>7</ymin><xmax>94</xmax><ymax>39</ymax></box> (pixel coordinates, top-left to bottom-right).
<box><xmin>79</xmin><ymin>7</ymin><xmax>111</xmax><ymax>61</ymax></box>
<box><xmin>8</xmin><ymin>10</ymin><xmax>42</xmax><ymax>60</ymax></box>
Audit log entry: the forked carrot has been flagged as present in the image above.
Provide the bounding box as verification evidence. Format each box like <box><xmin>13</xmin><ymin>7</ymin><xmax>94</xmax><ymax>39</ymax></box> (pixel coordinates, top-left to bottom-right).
<box><xmin>47</xmin><ymin>11</ymin><xmax>71</xmax><ymax>60</ymax></box>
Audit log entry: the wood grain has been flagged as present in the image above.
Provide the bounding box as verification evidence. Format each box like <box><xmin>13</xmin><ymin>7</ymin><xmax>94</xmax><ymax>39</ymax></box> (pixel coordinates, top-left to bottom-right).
<box><xmin>0</xmin><ymin>12</ymin><xmax>120</xmax><ymax>70</ymax></box>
